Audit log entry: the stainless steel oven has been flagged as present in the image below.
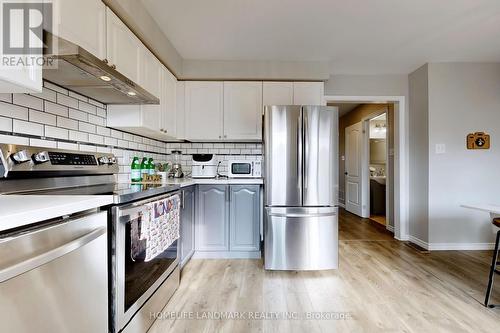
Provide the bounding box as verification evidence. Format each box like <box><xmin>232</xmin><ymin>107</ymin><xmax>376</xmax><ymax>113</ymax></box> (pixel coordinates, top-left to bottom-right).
<box><xmin>110</xmin><ymin>191</ymin><xmax>180</xmax><ymax>333</ymax></box>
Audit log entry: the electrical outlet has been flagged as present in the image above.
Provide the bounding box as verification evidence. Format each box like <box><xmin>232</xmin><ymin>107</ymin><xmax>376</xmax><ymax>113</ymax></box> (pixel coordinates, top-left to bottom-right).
<box><xmin>435</xmin><ymin>144</ymin><xmax>446</xmax><ymax>154</ymax></box>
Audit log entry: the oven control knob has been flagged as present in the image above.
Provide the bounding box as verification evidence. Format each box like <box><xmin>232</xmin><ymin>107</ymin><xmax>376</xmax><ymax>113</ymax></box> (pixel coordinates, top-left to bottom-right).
<box><xmin>98</xmin><ymin>156</ymin><xmax>109</xmax><ymax>165</ymax></box>
<box><xmin>32</xmin><ymin>151</ymin><xmax>50</xmax><ymax>164</ymax></box>
<box><xmin>10</xmin><ymin>150</ymin><xmax>30</xmax><ymax>164</ymax></box>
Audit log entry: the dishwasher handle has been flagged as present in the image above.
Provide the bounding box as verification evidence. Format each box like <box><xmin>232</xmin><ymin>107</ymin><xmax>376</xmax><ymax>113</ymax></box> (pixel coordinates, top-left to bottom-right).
<box><xmin>0</xmin><ymin>226</ymin><xmax>106</xmax><ymax>283</ymax></box>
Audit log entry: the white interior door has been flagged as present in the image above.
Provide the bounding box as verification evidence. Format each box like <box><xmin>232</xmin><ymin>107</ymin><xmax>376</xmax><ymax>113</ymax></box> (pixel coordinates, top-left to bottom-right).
<box><xmin>345</xmin><ymin>122</ymin><xmax>363</xmax><ymax>216</ymax></box>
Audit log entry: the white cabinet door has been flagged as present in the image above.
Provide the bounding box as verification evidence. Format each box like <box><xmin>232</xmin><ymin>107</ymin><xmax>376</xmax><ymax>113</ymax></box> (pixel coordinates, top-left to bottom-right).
<box><xmin>163</xmin><ymin>68</ymin><xmax>177</xmax><ymax>137</ymax></box>
<box><xmin>223</xmin><ymin>82</ymin><xmax>262</xmax><ymax>141</ymax></box>
<box><xmin>106</xmin><ymin>8</ymin><xmax>141</xmax><ymax>84</ymax></box>
<box><xmin>0</xmin><ymin>68</ymin><xmax>41</xmax><ymax>93</ymax></box>
<box><xmin>185</xmin><ymin>81</ymin><xmax>223</xmax><ymax>141</ymax></box>
<box><xmin>107</xmin><ymin>104</ymin><xmax>166</xmax><ymax>140</ymax></box>
<box><xmin>139</xmin><ymin>48</ymin><xmax>161</xmax><ymax>98</ymax></box>
<box><xmin>51</xmin><ymin>0</ymin><xmax>106</xmax><ymax>59</ymax></box>
<box><xmin>293</xmin><ymin>82</ymin><xmax>325</xmax><ymax>105</ymax></box>
<box><xmin>175</xmin><ymin>81</ymin><xmax>186</xmax><ymax>140</ymax></box>
<box><xmin>263</xmin><ymin>82</ymin><xmax>293</xmax><ymax>108</ymax></box>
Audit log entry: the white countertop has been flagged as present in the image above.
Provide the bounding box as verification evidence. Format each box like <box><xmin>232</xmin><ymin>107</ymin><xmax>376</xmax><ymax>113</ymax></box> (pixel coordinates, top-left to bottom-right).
<box><xmin>461</xmin><ymin>203</ymin><xmax>500</xmax><ymax>215</ymax></box>
<box><xmin>162</xmin><ymin>177</ymin><xmax>264</xmax><ymax>188</ymax></box>
<box><xmin>0</xmin><ymin>195</ymin><xmax>114</xmax><ymax>232</ymax></box>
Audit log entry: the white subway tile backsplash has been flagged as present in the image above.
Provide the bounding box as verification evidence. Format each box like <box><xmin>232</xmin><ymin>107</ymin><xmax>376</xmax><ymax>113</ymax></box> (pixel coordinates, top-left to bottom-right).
<box><xmin>57</xmin><ymin>93</ymin><xmax>79</xmax><ymax>108</ymax></box>
<box><xmin>79</xmin><ymin>144</ymin><xmax>96</xmax><ymax>152</ymax></box>
<box><xmin>0</xmin><ymin>116</ymin><xmax>12</xmax><ymax>132</ymax></box>
<box><xmin>57</xmin><ymin>142</ymin><xmax>79</xmax><ymax>150</ymax></box>
<box><xmin>1</xmin><ymin>82</ymin><xmax>263</xmax><ymax>179</ymax></box>
<box><xmin>45</xmin><ymin>126</ymin><xmax>69</xmax><ymax>140</ymax></box>
<box><xmin>29</xmin><ymin>110</ymin><xmax>56</xmax><ymax>126</ymax></box>
<box><xmin>104</xmin><ymin>137</ymin><xmax>117</xmax><ymax>146</ymax></box>
<box><xmin>44</xmin><ymin>81</ymin><xmax>68</xmax><ymax>95</ymax></box>
<box><xmin>0</xmin><ymin>102</ymin><xmax>29</xmax><ymax>120</ymax></box>
<box><xmin>57</xmin><ymin>116</ymin><xmax>78</xmax><ymax>130</ymax></box>
<box><xmin>96</xmin><ymin>108</ymin><xmax>106</xmax><ymax>118</ymax></box>
<box><xmin>69</xmin><ymin>130</ymin><xmax>88</xmax><ymax>142</ymax></box>
<box><xmin>13</xmin><ymin>119</ymin><xmax>43</xmax><ymax>136</ymax></box>
<box><xmin>96</xmin><ymin>125</ymin><xmax>111</xmax><ymax>136</ymax></box>
<box><xmin>110</xmin><ymin>129</ymin><xmax>123</xmax><ymax>139</ymax></box>
<box><xmin>44</xmin><ymin>101</ymin><xmax>68</xmax><ymax>117</ymax></box>
<box><xmin>88</xmin><ymin>133</ymin><xmax>104</xmax><ymax>145</ymax></box>
<box><xmin>88</xmin><ymin>99</ymin><xmax>105</xmax><ymax>109</ymax></box>
<box><xmin>30</xmin><ymin>88</ymin><xmax>57</xmax><ymax>103</ymax></box>
<box><xmin>69</xmin><ymin>108</ymin><xmax>87</xmax><ymax>122</ymax></box>
<box><xmin>29</xmin><ymin>138</ymin><xmax>57</xmax><ymax>148</ymax></box>
<box><xmin>0</xmin><ymin>134</ymin><xmax>29</xmax><ymax>145</ymax></box>
<box><xmin>68</xmin><ymin>91</ymin><xmax>88</xmax><ymax>102</ymax></box>
<box><xmin>88</xmin><ymin>114</ymin><xmax>105</xmax><ymax>126</ymax></box>
<box><xmin>78</xmin><ymin>101</ymin><xmax>97</xmax><ymax>114</ymax></box>
<box><xmin>0</xmin><ymin>94</ymin><xmax>12</xmax><ymax>103</ymax></box>
<box><xmin>78</xmin><ymin>121</ymin><xmax>96</xmax><ymax>133</ymax></box>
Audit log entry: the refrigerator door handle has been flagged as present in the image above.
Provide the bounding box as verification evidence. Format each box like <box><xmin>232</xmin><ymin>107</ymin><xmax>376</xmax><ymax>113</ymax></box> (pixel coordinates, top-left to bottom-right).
<box><xmin>303</xmin><ymin>110</ymin><xmax>308</xmax><ymax>191</ymax></box>
<box><xmin>297</xmin><ymin>113</ymin><xmax>303</xmax><ymax>201</ymax></box>
<box><xmin>267</xmin><ymin>212</ymin><xmax>336</xmax><ymax>218</ymax></box>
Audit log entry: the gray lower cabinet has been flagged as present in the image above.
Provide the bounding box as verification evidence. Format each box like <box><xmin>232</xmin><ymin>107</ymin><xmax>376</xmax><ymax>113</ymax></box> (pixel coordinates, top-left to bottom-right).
<box><xmin>196</xmin><ymin>185</ymin><xmax>230</xmax><ymax>251</ymax></box>
<box><xmin>196</xmin><ymin>184</ymin><xmax>261</xmax><ymax>256</ymax></box>
<box><xmin>230</xmin><ymin>185</ymin><xmax>260</xmax><ymax>251</ymax></box>
<box><xmin>180</xmin><ymin>185</ymin><xmax>196</xmax><ymax>267</ymax></box>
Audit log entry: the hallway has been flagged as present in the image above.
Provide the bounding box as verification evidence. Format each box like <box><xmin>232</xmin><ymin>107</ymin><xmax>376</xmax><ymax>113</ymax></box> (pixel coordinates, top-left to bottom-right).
<box><xmin>149</xmin><ymin>209</ymin><xmax>500</xmax><ymax>333</ymax></box>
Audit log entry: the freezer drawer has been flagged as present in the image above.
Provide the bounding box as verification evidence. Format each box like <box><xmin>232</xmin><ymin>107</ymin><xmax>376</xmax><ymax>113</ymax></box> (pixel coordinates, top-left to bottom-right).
<box><xmin>264</xmin><ymin>207</ymin><xmax>338</xmax><ymax>270</ymax></box>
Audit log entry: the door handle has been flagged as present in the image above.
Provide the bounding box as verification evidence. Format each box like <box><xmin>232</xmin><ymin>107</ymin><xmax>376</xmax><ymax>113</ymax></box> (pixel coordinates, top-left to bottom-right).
<box><xmin>0</xmin><ymin>227</ymin><xmax>106</xmax><ymax>283</ymax></box>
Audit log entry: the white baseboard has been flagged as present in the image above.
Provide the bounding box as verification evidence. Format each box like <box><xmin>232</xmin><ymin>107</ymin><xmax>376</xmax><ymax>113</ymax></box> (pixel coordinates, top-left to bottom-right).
<box><xmin>192</xmin><ymin>251</ymin><xmax>262</xmax><ymax>259</ymax></box>
<box><xmin>409</xmin><ymin>236</ymin><xmax>429</xmax><ymax>250</ymax></box>
<box><xmin>408</xmin><ymin>236</ymin><xmax>496</xmax><ymax>251</ymax></box>
<box><xmin>428</xmin><ymin>243</ymin><xmax>495</xmax><ymax>251</ymax></box>
<box><xmin>338</xmin><ymin>202</ymin><xmax>345</xmax><ymax>208</ymax></box>
<box><xmin>386</xmin><ymin>224</ymin><xmax>394</xmax><ymax>232</ymax></box>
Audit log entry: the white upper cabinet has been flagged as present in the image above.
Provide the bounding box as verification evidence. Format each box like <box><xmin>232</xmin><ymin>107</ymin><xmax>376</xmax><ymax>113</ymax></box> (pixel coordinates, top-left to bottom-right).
<box><xmin>293</xmin><ymin>82</ymin><xmax>325</xmax><ymax>105</ymax></box>
<box><xmin>223</xmin><ymin>82</ymin><xmax>263</xmax><ymax>141</ymax></box>
<box><xmin>51</xmin><ymin>0</ymin><xmax>106</xmax><ymax>59</ymax></box>
<box><xmin>263</xmin><ymin>82</ymin><xmax>293</xmax><ymax>108</ymax></box>
<box><xmin>185</xmin><ymin>81</ymin><xmax>224</xmax><ymax>141</ymax></box>
<box><xmin>106</xmin><ymin>8</ymin><xmax>142</xmax><ymax>84</ymax></box>
<box><xmin>176</xmin><ymin>81</ymin><xmax>186</xmax><ymax>140</ymax></box>
<box><xmin>162</xmin><ymin>68</ymin><xmax>178</xmax><ymax>137</ymax></box>
<box><xmin>139</xmin><ymin>49</ymin><xmax>161</xmax><ymax>98</ymax></box>
<box><xmin>0</xmin><ymin>67</ymin><xmax>41</xmax><ymax>93</ymax></box>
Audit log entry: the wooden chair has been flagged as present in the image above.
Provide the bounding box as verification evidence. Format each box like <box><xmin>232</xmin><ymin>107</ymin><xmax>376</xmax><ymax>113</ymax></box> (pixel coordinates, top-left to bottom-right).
<box><xmin>485</xmin><ymin>218</ymin><xmax>500</xmax><ymax>308</ymax></box>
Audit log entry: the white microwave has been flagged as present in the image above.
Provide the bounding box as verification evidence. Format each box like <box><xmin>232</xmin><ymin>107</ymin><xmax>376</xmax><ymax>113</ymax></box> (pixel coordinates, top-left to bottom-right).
<box><xmin>228</xmin><ymin>160</ymin><xmax>262</xmax><ymax>178</ymax></box>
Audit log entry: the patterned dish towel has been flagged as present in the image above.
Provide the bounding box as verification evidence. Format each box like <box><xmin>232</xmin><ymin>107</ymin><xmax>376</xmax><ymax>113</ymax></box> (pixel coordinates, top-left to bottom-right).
<box><xmin>143</xmin><ymin>194</ymin><xmax>180</xmax><ymax>262</ymax></box>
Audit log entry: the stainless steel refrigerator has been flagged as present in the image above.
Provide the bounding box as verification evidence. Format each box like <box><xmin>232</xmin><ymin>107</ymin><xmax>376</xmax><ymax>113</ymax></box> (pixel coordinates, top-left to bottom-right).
<box><xmin>264</xmin><ymin>105</ymin><xmax>339</xmax><ymax>270</ymax></box>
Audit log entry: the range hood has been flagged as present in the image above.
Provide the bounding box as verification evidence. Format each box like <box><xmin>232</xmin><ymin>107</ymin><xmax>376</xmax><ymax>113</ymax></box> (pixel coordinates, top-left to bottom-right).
<box><xmin>42</xmin><ymin>31</ymin><xmax>159</xmax><ymax>105</ymax></box>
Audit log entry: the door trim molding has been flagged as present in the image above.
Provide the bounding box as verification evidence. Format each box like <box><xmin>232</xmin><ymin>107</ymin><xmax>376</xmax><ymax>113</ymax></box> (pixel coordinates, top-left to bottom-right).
<box><xmin>324</xmin><ymin>95</ymin><xmax>408</xmax><ymax>241</ymax></box>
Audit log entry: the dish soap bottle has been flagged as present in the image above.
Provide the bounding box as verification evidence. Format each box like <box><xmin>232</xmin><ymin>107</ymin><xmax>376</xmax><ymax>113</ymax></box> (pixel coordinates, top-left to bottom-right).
<box><xmin>148</xmin><ymin>158</ymin><xmax>155</xmax><ymax>175</ymax></box>
<box><xmin>130</xmin><ymin>157</ymin><xmax>142</xmax><ymax>182</ymax></box>
<box><xmin>140</xmin><ymin>157</ymin><xmax>149</xmax><ymax>178</ymax></box>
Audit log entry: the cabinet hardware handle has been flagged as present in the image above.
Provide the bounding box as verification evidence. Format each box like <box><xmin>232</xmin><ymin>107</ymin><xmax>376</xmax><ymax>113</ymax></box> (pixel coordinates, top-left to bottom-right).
<box><xmin>111</xmin><ymin>64</ymin><xmax>116</xmax><ymax>70</ymax></box>
<box><xmin>224</xmin><ymin>135</ymin><xmax>227</xmax><ymax>138</ymax></box>
<box><xmin>103</xmin><ymin>58</ymin><xmax>108</xmax><ymax>64</ymax></box>
<box><xmin>181</xmin><ymin>190</ymin><xmax>185</xmax><ymax>208</ymax></box>
<box><xmin>219</xmin><ymin>135</ymin><xmax>221</xmax><ymax>139</ymax></box>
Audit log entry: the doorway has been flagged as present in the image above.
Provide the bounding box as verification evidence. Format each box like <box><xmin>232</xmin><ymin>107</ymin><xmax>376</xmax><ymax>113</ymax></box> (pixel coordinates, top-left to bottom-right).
<box><xmin>325</xmin><ymin>95</ymin><xmax>408</xmax><ymax>241</ymax></box>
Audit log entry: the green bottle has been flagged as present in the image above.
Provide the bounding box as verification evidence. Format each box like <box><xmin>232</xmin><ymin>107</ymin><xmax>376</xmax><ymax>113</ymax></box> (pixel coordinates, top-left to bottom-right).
<box><xmin>130</xmin><ymin>157</ymin><xmax>142</xmax><ymax>182</ymax></box>
<box><xmin>140</xmin><ymin>157</ymin><xmax>149</xmax><ymax>177</ymax></box>
<box><xmin>148</xmin><ymin>158</ymin><xmax>155</xmax><ymax>175</ymax></box>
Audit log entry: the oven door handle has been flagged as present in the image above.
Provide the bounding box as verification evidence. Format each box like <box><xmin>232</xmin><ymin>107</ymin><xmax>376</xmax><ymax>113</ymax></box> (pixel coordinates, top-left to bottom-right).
<box><xmin>0</xmin><ymin>227</ymin><xmax>106</xmax><ymax>283</ymax></box>
<box><xmin>117</xmin><ymin>191</ymin><xmax>180</xmax><ymax>221</ymax></box>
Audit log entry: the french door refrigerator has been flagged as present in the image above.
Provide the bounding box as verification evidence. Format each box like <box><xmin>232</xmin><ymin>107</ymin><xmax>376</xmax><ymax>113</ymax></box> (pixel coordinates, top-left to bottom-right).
<box><xmin>264</xmin><ymin>105</ymin><xmax>339</xmax><ymax>270</ymax></box>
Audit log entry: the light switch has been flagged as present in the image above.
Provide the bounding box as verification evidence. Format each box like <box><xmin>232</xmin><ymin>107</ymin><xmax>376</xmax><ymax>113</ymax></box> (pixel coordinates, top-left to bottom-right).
<box><xmin>435</xmin><ymin>144</ymin><xmax>446</xmax><ymax>154</ymax></box>
<box><xmin>341</xmin><ymin>155</ymin><xmax>345</xmax><ymax>161</ymax></box>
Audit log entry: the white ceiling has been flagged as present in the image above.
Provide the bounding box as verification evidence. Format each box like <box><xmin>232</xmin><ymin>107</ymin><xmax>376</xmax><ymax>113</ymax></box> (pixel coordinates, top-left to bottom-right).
<box><xmin>141</xmin><ymin>0</ymin><xmax>500</xmax><ymax>75</ymax></box>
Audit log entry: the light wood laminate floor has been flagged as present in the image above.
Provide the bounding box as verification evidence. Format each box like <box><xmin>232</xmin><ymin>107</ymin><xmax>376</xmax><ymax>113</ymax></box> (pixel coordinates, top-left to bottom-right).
<box><xmin>149</xmin><ymin>209</ymin><xmax>500</xmax><ymax>333</ymax></box>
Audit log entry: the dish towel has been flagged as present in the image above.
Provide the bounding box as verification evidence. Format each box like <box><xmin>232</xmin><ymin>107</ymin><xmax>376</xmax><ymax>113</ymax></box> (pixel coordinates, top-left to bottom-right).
<box><xmin>143</xmin><ymin>194</ymin><xmax>181</xmax><ymax>262</ymax></box>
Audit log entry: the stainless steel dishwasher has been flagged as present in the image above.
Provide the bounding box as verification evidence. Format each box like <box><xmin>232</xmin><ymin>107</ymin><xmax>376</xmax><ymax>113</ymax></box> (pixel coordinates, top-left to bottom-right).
<box><xmin>0</xmin><ymin>211</ymin><xmax>108</xmax><ymax>333</ymax></box>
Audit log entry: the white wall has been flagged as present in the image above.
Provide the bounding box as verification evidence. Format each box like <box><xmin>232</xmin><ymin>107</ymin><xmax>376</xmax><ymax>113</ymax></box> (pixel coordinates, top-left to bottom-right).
<box><xmin>427</xmin><ymin>63</ymin><xmax>500</xmax><ymax>248</ymax></box>
<box><xmin>408</xmin><ymin>65</ymin><xmax>429</xmax><ymax>244</ymax></box>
